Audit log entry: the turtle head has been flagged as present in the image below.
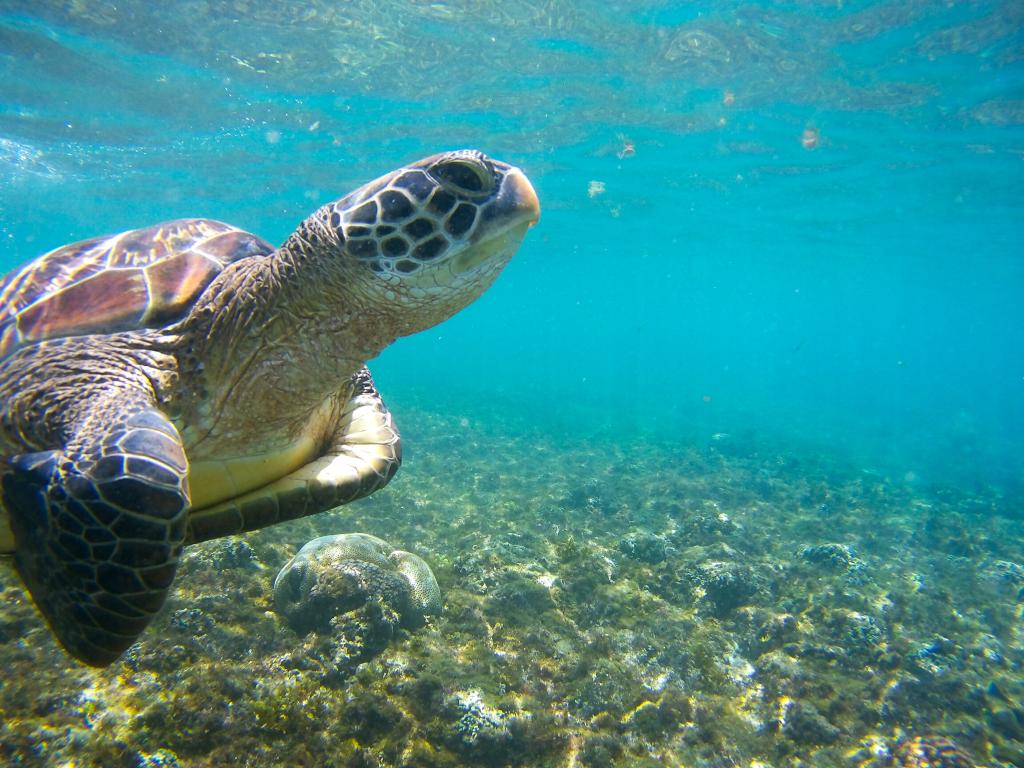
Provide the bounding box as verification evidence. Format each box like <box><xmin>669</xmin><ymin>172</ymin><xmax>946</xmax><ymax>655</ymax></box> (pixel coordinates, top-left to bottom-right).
<box><xmin>315</xmin><ymin>150</ymin><xmax>540</xmax><ymax>336</ymax></box>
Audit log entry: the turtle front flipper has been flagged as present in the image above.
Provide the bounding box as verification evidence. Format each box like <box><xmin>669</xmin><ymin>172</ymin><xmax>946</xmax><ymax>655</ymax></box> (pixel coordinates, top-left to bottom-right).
<box><xmin>1</xmin><ymin>406</ymin><xmax>189</xmax><ymax>666</ymax></box>
<box><xmin>187</xmin><ymin>367</ymin><xmax>401</xmax><ymax>544</ymax></box>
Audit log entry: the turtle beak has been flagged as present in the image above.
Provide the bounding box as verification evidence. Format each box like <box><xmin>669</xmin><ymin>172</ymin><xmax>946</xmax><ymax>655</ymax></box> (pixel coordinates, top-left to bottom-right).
<box><xmin>469</xmin><ymin>165</ymin><xmax>540</xmax><ymax>245</ymax></box>
<box><xmin>454</xmin><ymin>165</ymin><xmax>540</xmax><ymax>273</ymax></box>
<box><xmin>505</xmin><ymin>167</ymin><xmax>541</xmax><ymax>228</ymax></box>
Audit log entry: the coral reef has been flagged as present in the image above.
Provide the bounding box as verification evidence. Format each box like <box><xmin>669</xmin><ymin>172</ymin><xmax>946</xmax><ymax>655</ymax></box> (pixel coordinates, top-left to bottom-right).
<box><xmin>270</xmin><ymin>533</ymin><xmax>442</xmax><ymax>686</ymax></box>
<box><xmin>0</xmin><ymin>405</ymin><xmax>1021</xmax><ymax>767</ymax></box>
<box><xmin>273</xmin><ymin>533</ymin><xmax>442</xmax><ymax>630</ymax></box>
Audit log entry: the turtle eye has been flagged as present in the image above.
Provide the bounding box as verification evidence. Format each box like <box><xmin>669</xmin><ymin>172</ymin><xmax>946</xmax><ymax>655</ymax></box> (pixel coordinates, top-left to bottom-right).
<box><xmin>429</xmin><ymin>157</ymin><xmax>494</xmax><ymax>197</ymax></box>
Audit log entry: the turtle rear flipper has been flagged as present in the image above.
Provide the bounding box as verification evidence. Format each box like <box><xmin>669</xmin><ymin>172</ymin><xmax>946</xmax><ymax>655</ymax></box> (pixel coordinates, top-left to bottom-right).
<box><xmin>1</xmin><ymin>405</ymin><xmax>189</xmax><ymax>666</ymax></box>
<box><xmin>186</xmin><ymin>367</ymin><xmax>401</xmax><ymax>543</ymax></box>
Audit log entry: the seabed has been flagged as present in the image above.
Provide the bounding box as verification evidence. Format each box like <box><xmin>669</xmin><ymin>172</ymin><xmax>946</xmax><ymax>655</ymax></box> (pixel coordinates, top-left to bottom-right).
<box><xmin>0</xmin><ymin>404</ymin><xmax>1021</xmax><ymax>768</ymax></box>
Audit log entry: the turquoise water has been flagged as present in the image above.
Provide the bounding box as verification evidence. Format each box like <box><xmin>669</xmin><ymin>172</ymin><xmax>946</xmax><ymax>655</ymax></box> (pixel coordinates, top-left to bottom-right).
<box><xmin>2</xmin><ymin>4</ymin><xmax>1024</xmax><ymax>766</ymax></box>
<box><xmin>2</xmin><ymin>1</ymin><xmax>1021</xmax><ymax>496</ymax></box>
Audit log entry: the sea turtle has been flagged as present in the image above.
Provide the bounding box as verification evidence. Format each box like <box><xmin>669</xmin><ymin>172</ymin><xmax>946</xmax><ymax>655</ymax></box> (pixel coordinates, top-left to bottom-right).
<box><xmin>0</xmin><ymin>149</ymin><xmax>539</xmax><ymax>666</ymax></box>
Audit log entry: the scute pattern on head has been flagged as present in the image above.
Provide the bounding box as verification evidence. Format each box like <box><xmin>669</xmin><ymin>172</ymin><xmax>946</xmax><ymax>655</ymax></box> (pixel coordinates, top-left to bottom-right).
<box><xmin>329</xmin><ymin>151</ymin><xmax>511</xmax><ymax>281</ymax></box>
<box><xmin>0</xmin><ymin>219</ymin><xmax>273</xmax><ymax>360</ymax></box>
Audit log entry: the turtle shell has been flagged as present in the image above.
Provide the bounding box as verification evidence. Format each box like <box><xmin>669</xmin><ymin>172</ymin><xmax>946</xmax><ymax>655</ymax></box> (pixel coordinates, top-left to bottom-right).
<box><xmin>0</xmin><ymin>218</ymin><xmax>274</xmax><ymax>360</ymax></box>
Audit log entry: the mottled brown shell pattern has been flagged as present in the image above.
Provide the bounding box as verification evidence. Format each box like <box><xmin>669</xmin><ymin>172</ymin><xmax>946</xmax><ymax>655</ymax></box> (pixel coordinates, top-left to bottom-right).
<box><xmin>0</xmin><ymin>218</ymin><xmax>273</xmax><ymax>360</ymax></box>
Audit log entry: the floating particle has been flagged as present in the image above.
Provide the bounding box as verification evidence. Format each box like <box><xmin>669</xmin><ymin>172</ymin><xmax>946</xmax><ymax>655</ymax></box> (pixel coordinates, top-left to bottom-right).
<box><xmin>588</xmin><ymin>180</ymin><xmax>606</xmax><ymax>198</ymax></box>
<box><xmin>265</xmin><ymin>129</ymin><xmax>282</xmax><ymax>145</ymax></box>
<box><xmin>308</xmin><ymin>120</ymin><xmax>320</xmax><ymax>132</ymax></box>
<box><xmin>665</xmin><ymin>28</ymin><xmax>731</xmax><ymax>64</ymax></box>
<box><xmin>616</xmin><ymin>133</ymin><xmax>636</xmax><ymax>159</ymax></box>
<box><xmin>801</xmin><ymin>126</ymin><xmax>820</xmax><ymax>150</ymax></box>
<box><xmin>722</xmin><ymin>90</ymin><xmax>735</xmax><ymax>106</ymax></box>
